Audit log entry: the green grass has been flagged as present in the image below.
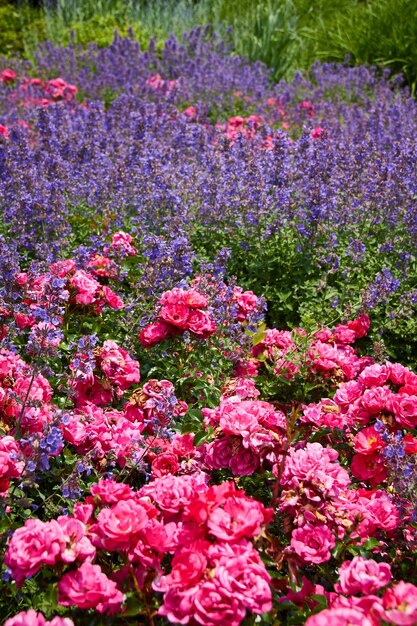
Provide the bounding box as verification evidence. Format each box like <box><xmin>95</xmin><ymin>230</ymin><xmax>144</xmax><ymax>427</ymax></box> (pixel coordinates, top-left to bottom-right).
<box><xmin>1</xmin><ymin>0</ymin><xmax>416</xmax><ymax>91</ymax></box>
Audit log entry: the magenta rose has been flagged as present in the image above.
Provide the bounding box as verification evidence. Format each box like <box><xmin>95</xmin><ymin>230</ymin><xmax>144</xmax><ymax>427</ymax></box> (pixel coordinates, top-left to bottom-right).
<box><xmin>57</xmin><ymin>562</ymin><xmax>124</xmax><ymax>613</ymax></box>
<box><xmin>193</xmin><ymin>580</ymin><xmax>246</xmax><ymax>626</ymax></box>
<box><xmin>92</xmin><ymin>499</ymin><xmax>150</xmax><ymax>550</ymax></box>
<box><xmin>138</xmin><ymin>321</ymin><xmax>174</xmax><ymax>347</ymax></box>
<box><xmin>305</xmin><ymin>607</ymin><xmax>374</xmax><ymax>626</ymax></box>
<box><xmin>187</xmin><ymin>309</ymin><xmax>217</xmax><ymax>338</ymax></box>
<box><xmin>291</xmin><ymin>523</ymin><xmax>335</xmax><ymax>564</ymax></box>
<box><xmin>335</xmin><ymin>556</ymin><xmax>392</xmax><ymax>595</ymax></box>
<box><xmin>160</xmin><ymin>303</ymin><xmax>190</xmax><ymax>328</ymax></box>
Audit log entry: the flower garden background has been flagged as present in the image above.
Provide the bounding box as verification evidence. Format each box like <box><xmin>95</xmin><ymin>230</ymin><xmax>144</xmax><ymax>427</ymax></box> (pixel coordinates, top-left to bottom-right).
<box><xmin>1</xmin><ymin>6</ymin><xmax>417</xmax><ymax>625</ymax></box>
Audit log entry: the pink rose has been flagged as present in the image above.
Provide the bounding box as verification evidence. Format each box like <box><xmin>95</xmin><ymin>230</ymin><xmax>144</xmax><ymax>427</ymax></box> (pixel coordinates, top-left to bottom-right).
<box><xmin>305</xmin><ymin>607</ymin><xmax>374</xmax><ymax>626</ymax></box>
<box><xmin>358</xmin><ymin>364</ymin><xmax>390</xmax><ymax>387</ymax></box>
<box><xmin>57</xmin><ymin>562</ymin><xmax>124</xmax><ymax>613</ymax></box>
<box><xmin>161</xmin><ymin>540</ymin><xmax>208</xmax><ymax>587</ymax></box>
<box><xmin>102</xmin><ymin>286</ymin><xmax>124</xmax><ymax>309</ymax></box>
<box><xmin>160</xmin><ymin>303</ymin><xmax>190</xmax><ymax>328</ymax></box>
<box><xmin>207</xmin><ymin>494</ymin><xmax>270</xmax><ymax>541</ymax></box>
<box><xmin>1</xmin><ymin>68</ymin><xmax>17</xmax><ymax>83</ymax></box>
<box><xmin>99</xmin><ymin>340</ymin><xmax>140</xmax><ymax>390</ymax></box>
<box><xmin>111</xmin><ymin>231</ymin><xmax>137</xmax><ymax>256</ymax></box>
<box><xmin>291</xmin><ymin>523</ymin><xmax>335</xmax><ymax>564</ymax></box>
<box><xmin>92</xmin><ymin>499</ymin><xmax>150</xmax><ymax>550</ymax></box>
<box><xmin>71</xmin><ymin>270</ymin><xmax>100</xmax><ymax>305</ymax></box>
<box><xmin>348</xmin><ymin>314</ymin><xmax>370</xmax><ymax>338</ymax></box>
<box><xmin>335</xmin><ymin>556</ymin><xmax>392</xmax><ymax>595</ymax></box>
<box><xmin>152</xmin><ymin>452</ymin><xmax>179</xmax><ymax>477</ymax></box>
<box><xmin>90</xmin><ymin>479</ymin><xmax>134</xmax><ymax>505</ymax></box>
<box><xmin>351</xmin><ymin>452</ymin><xmax>387</xmax><ymax>485</ymax></box>
<box><xmin>138</xmin><ymin>320</ymin><xmax>175</xmax><ymax>347</ymax></box>
<box><xmin>158</xmin><ymin>586</ymin><xmax>199</xmax><ymax>623</ymax></box>
<box><xmin>334</xmin><ymin>324</ymin><xmax>356</xmax><ymax>344</ymax></box>
<box><xmin>182</xmin><ymin>289</ymin><xmax>208</xmax><ymax>309</ymax></box>
<box><xmin>193</xmin><ymin>580</ymin><xmax>246</xmax><ymax>626</ymax></box>
<box><xmin>187</xmin><ymin>309</ymin><xmax>217</xmax><ymax>338</ymax></box>
<box><xmin>378</xmin><ymin>581</ymin><xmax>417</xmax><ymax>625</ymax></box>
<box><xmin>353</xmin><ymin>426</ymin><xmax>385</xmax><ymax>455</ymax></box>
<box><xmin>229</xmin><ymin>445</ymin><xmax>259</xmax><ymax>476</ymax></box>
<box><xmin>5</xmin><ymin>519</ymin><xmax>65</xmax><ymax>585</ymax></box>
<box><xmin>387</xmin><ymin>394</ymin><xmax>417</xmax><ymax>428</ymax></box>
<box><xmin>4</xmin><ymin>611</ymin><xmax>74</xmax><ymax>626</ymax></box>
<box><xmin>360</xmin><ymin>386</ymin><xmax>391</xmax><ymax>414</ymax></box>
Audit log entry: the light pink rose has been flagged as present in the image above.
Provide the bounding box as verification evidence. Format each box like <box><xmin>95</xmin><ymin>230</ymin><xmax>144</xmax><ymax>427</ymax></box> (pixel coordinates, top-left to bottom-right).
<box><xmin>71</xmin><ymin>270</ymin><xmax>100</xmax><ymax>305</ymax></box>
<box><xmin>92</xmin><ymin>499</ymin><xmax>150</xmax><ymax>550</ymax></box>
<box><xmin>291</xmin><ymin>523</ymin><xmax>335</xmax><ymax>564</ymax></box>
<box><xmin>305</xmin><ymin>607</ymin><xmax>374</xmax><ymax>626</ymax></box>
<box><xmin>99</xmin><ymin>340</ymin><xmax>140</xmax><ymax>390</ymax></box>
<box><xmin>193</xmin><ymin>580</ymin><xmax>246</xmax><ymax>626</ymax></box>
<box><xmin>335</xmin><ymin>556</ymin><xmax>391</xmax><ymax>595</ymax></box>
<box><xmin>57</xmin><ymin>562</ymin><xmax>124</xmax><ymax>613</ymax></box>
<box><xmin>378</xmin><ymin>581</ymin><xmax>417</xmax><ymax>625</ymax></box>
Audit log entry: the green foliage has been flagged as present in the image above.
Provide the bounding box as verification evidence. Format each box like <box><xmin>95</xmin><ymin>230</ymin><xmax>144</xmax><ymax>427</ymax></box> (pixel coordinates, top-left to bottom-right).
<box><xmin>2</xmin><ymin>0</ymin><xmax>416</xmax><ymax>90</ymax></box>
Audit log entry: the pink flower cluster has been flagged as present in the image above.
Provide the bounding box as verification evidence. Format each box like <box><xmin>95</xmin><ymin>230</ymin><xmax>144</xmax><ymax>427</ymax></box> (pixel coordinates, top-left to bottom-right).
<box><xmin>279</xmin><ymin>441</ymin><xmax>399</xmax><ymax>565</ymax></box>
<box><xmin>248</xmin><ymin>314</ymin><xmax>371</xmax><ymax>381</ymax></box>
<box><xmin>202</xmin><ymin>397</ymin><xmax>286</xmax><ymax>476</ymax></box>
<box><xmin>61</xmin><ymin>378</ymin><xmax>186</xmax><ymax>466</ymax></box>
<box><xmin>139</xmin><ymin>287</ymin><xmax>217</xmax><ymax>347</ymax></box>
<box><xmin>5</xmin><ymin>610</ymin><xmax>73</xmax><ymax>626</ymax></box>
<box><xmin>306</xmin><ymin>560</ymin><xmax>417</xmax><ymax>626</ymax></box>
<box><xmin>146</xmin><ymin>73</ymin><xmax>178</xmax><ymax>95</ymax></box>
<box><xmin>71</xmin><ymin>339</ymin><xmax>140</xmax><ymax>406</ymax></box>
<box><xmin>0</xmin><ymin>348</ymin><xmax>55</xmax><ymax>436</ymax></box>
<box><xmin>5</xmin><ymin>476</ymin><xmax>272</xmax><ymax>625</ymax></box>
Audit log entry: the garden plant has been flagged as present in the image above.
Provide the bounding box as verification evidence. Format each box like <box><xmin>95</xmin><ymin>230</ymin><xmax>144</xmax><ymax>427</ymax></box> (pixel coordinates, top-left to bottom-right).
<box><xmin>1</xmin><ymin>25</ymin><xmax>417</xmax><ymax>626</ymax></box>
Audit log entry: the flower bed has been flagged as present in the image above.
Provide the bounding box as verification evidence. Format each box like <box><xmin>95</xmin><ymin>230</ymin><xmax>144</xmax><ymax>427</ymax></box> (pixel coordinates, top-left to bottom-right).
<box><xmin>1</xmin><ymin>32</ymin><xmax>417</xmax><ymax>626</ymax></box>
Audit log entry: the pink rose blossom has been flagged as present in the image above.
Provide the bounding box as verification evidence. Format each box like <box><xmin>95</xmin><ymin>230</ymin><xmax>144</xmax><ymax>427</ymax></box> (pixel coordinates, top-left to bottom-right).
<box><xmin>58</xmin><ymin>562</ymin><xmax>124</xmax><ymax>613</ymax></box>
<box><xmin>187</xmin><ymin>309</ymin><xmax>217</xmax><ymax>337</ymax></box>
<box><xmin>71</xmin><ymin>270</ymin><xmax>100</xmax><ymax>305</ymax></box>
<box><xmin>138</xmin><ymin>320</ymin><xmax>175</xmax><ymax>347</ymax></box>
<box><xmin>291</xmin><ymin>523</ymin><xmax>335</xmax><ymax>564</ymax></box>
<box><xmin>378</xmin><ymin>581</ymin><xmax>417</xmax><ymax>625</ymax></box>
<box><xmin>305</xmin><ymin>607</ymin><xmax>374</xmax><ymax>626</ymax></box>
<box><xmin>335</xmin><ymin>556</ymin><xmax>392</xmax><ymax>595</ymax></box>
<box><xmin>5</xmin><ymin>611</ymin><xmax>74</xmax><ymax>626</ymax></box>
